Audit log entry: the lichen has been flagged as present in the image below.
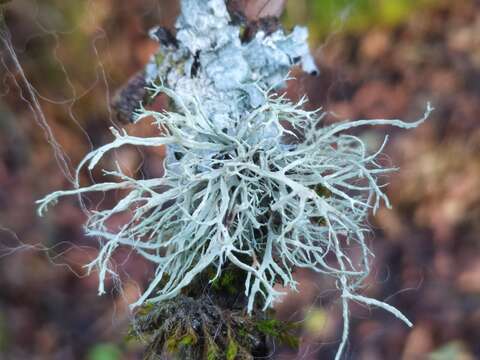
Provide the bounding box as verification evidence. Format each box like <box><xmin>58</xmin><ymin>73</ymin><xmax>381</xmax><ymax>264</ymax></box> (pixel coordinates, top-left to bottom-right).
<box><xmin>36</xmin><ymin>0</ymin><xmax>432</xmax><ymax>358</ymax></box>
<box><xmin>146</xmin><ymin>0</ymin><xmax>316</xmax><ymax>132</ymax></box>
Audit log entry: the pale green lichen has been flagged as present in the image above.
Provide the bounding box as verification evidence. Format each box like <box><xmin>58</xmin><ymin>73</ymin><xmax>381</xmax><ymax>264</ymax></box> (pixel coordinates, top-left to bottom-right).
<box><xmin>36</xmin><ymin>0</ymin><xmax>433</xmax><ymax>358</ymax></box>
<box><xmin>37</xmin><ymin>82</ymin><xmax>432</xmax><ymax>357</ymax></box>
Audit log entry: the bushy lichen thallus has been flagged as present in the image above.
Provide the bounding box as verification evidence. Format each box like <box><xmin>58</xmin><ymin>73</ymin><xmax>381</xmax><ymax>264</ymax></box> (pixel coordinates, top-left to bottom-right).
<box><xmin>37</xmin><ymin>0</ymin><xmax>432</xmax><ymax>358</ymax></box>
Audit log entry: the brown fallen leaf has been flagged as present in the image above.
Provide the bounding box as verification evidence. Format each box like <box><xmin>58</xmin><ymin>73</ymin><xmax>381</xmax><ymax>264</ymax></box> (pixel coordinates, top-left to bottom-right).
<box><xmin>229</xmin><ymin>0</ymin><xmax>286</xmax><ymax>20</ymax></box>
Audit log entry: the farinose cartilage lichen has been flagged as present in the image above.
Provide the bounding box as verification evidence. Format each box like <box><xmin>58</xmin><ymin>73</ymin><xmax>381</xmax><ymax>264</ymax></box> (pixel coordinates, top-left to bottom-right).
<box><xmin>37</xmin><ymin>0</ymin><xmax>431</xmax><ymax>358</ymax></box>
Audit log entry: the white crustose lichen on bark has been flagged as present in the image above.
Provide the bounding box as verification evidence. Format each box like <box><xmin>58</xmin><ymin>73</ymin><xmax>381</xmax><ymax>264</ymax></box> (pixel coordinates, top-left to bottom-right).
<box><xmin>37</xmin><ymin>0</ymin><xmax>431</xmax><ymax>358</ymax></box>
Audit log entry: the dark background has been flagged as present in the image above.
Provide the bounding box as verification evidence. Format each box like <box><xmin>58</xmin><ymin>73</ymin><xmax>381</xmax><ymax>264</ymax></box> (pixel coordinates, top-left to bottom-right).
<box><xmin>1</xmin><ymin>0</ymin><xmax>479</xmax><ymax>359</ymax></box>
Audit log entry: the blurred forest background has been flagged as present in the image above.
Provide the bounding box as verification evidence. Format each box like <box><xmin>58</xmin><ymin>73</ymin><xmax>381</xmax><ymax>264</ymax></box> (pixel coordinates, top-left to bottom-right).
<box><xmin>1</xmin><ymin>0</ymin><xmax>479</xmax><ymax>359</ymax></box>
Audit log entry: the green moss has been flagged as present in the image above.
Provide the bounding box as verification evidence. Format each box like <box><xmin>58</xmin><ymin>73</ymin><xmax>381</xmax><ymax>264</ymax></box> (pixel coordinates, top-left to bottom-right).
<box><xmin>130</xmin><ymin>288</ymin><xmax>280</xmax><ymax>359</ymax></box>
<box><xmin>166</xmin><ymin>336</ymin><xmax>179</xmax><ymax>353</ymax></box>
<box><xmin>179</xmin><ymin>334</ymin><xmax>197</xmax><ymax>346</ymax></box>
<box><xmin>256</xmin><ymin>319</ymin><xmax>299</xmax><ymax>349</ymax></box>
<box><xmin>211</xmin><ymin>268</ymin><xmax>242</xmax><ymax>295</ymax></box>
<box><xmin>237</xmin><ymin>327</ymin><xmax>248</xmax><ymax>340</ymax></box>
<box><xmin>137</xmin><ymin>302</ymin><xmax>155</xmax><ymax>317</ymax></box>
<box><xmin>278</xmin><ymin>331</ymin><xmax>300</xmax><ymax>349</ymax></box>
<box><xmin>206</xmin><ymin>340</ymin><xmax>220</xmax><ymax>360</ymax></box>
<box><xmin>226</xmin><ymin>339</ymin><xmax>238</xmax><ymax>360</ymax></box>
<box><xmin>256</xmin><ymin>319</ymin><xmax>279</xmax><ymax>336</ymax></box>
<box><xmin>166</xmin><ymin>329</ymin><xmax>198</xmax><ymax>353</ymax></box>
